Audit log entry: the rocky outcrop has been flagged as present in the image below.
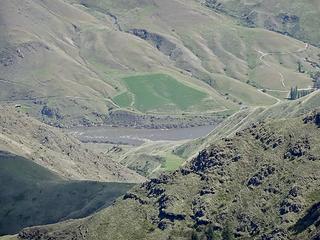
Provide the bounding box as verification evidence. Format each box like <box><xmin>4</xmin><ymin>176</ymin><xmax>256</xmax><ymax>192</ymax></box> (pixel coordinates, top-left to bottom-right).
<box><xmin>158</xmin><ymin>209</ymin><xmax>186</xmax><ymax>222</ymax></box>
<box><xmin>199</xmin><ymin>187</ymin><xmax>215</xmax><ymax>196</ymax></box>
<box><xmin>280</xmin><ymin>187</ymin><xmax>304</xmax><ymax>216</ymax></box>
<box><xmin>261</xmin><ymin>229</ymin><xmax>288</xmax><ymax>240</ymax></box>
<box><xmin>192</xmin><ymin>198</ymin><xmax>211</xmax><ymax>226</ymax></box>
<box><xmin>127</xmin><ymin>29</ymin><xmax>183</xmax><ymax>60</ymax></box>
<box><xmin>156</xmin><ymin>194</ymin><xmax>186</xmax><ymax>229</ymax></box>
<box><xmin>123</xmin><ymin>192</ymin><xmax>148</xmax><ymax>205</ymax></box>
<box><xmin>284</xmin><ymin>138</ymin><xmax>310</xmax><ymax>160</ymax></box>
<box><xmin>41</xmin><ymin>106</ymin><xmax>63</xmax><ymax>120</ymax></box>
<box><xmin>272</xmin><ymin>13</ymin><xmax>301</xmax><ymax>42</ymax></box>
<box><xmin>143</xmin><ymin>175</ymin><xmax>172</xmax><ymax>192</ymax></box>
<box><xmin>148</xmin><ymin>186</ymin><xmax>165</xmax><ymax>198</ymax></box>
<box><xmin>18</xmin><ymin>228</ymin><xmax>49</xmax><ymax>240</ymax></box>
<box><xmin>235</xmin><ymin>213</ymin><xmax>260</xmax><ymax>236</ymax></box>
<box><xmin>247</xmin><ymin>165</ymin><xmax>276</xmax><ymax>188</ymax></box>
<box><xmin>191</xmin><ymin>141</ymin><xmax>241</xmax><ymax>172</ymax></box>
<box><xmin>280</xmin><ymin>198</ymin><xmax>302</xmax><ymax>215</ymax></box>
<box><xmin>264</xmin><ymin>184</ymin><xmax>281</xmax><ymax>195</ymax></box>
<box><xmin>191</xmin><ymin>149</ymin><xmax>224</xmax><ymax>172</ymax></box>
<box><xmin>277</xmin><ymin>13</ymin><xmax>300</xmax><ymax>25</ymax></box>
<box><xmin>248</xmin><ymin>125</ymin><xmax>284</xmax><ymax>150</ymax></box>
<box><xmin>203</xmin><ymin>0</ymin><xmax>223</xmax><ymax>11</ymax></box>
<box><xmin>0</xmin><ymin>42</ymin><xmax>50</xmax><ymax>67</ymax></box>
<box><xmin>304</xmin><ymin>111</ymin><xmax>320</xmax><ymax>127</ymax></box>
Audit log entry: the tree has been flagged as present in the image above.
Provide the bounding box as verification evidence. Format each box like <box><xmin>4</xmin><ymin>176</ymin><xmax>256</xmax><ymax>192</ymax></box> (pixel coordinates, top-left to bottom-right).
<box><xmin>191</xmin><ymin>231</ymin><xmax>200</xmax><ymax>240</ymax></box>
<box><xmin>315</xmin><ymin>79</ymin><xmax>320</xmax><ymax>89</ymax></box>
<box><xmin>297</xmin><ymin>61</ymin><xmax>304</xmax><ymax>73</ymax></box>
<box><xmin>222</xmin><ymin>222</ymin><xmax>235</xmax><ymax>240</ymax></box>
<box><xmin>206</xmin><ymin>224</ymin><xmax>222</xmax><ymax>240</ymax></box>
<box><xmin>314</xmin><ymin>75</ymin><xmax>320</xmax><ymax>89</ymax></box>
<box><xmin>289</xmin><ymin>86</ymin><xmax>313</xmax><ymax>100</ymax></box>
<box><xmin>289</xmin><ymin>86</ymin><xmax>298</xmax><ymax>100</ymax></box>
<box><xmin>206</xmin><ymin>225</ymin><xmax>215</xmax><ymax>240</ymax></box>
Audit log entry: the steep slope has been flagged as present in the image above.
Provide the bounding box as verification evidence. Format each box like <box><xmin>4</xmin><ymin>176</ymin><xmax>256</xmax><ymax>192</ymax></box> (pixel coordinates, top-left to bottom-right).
<box><xmin>116</xmin><ymin>140</ymin><xmax>187</xmax><ymax>177</ymax></box>
<box><xmin>201</xmin><ymin>0</ymin><xmax>320</xmax><ymax>47</ymax></box>
<box><xmin>70</xmin><ymin>0</ymin><xmax>319</xmax><ymax>92</ymax></box>
<box><xmin>0</xmin><ymin>151</ymin><xmax>134</xmax><ymax>235</ymax></box>
<box><xmin>0</xmin><ymin>106</ymin><xmax>145</xmax><ymax>183</ymax></box>
<box><xmin>1</xmin><ymin>0</ymin><xmax>319</xmax><ymax>126</ymax></box>
<box><xmin>176</xmin><ymin>90</ymin><xmax>320</xmax><ymax>160</ymax></box>
<box><xmin>0</xmin><ymin>0</ymin><xmax>118</xmax><ymax>126</ymax></box>
<box><xmin>15</xmin><ymin>111</ymin><xmax>320</xmax><ymax>240</ymax></box>
<box><xmin>0</xmin><ymin>0</ymin><xmax>235</xmax><ymax>127</ymax></box>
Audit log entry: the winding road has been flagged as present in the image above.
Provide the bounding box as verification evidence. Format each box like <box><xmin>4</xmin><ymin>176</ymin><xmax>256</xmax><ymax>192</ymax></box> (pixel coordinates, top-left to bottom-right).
<box><xmin>255</xmin><ymin>43</ymin><xmax>309</xmax><ymax>90</ymax></box>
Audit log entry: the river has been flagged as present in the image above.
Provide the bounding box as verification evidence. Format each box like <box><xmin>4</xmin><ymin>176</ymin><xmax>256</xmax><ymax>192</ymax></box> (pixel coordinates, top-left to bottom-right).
<box><xmin>68</xmin><ymin>125</ymin><xmax>216</xmax><ymax>146</ymax></box>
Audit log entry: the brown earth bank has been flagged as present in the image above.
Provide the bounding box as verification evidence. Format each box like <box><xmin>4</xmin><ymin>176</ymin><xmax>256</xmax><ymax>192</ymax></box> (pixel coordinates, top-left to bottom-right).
<box><xmin>102</xmin><ymin>109</ymin><xmax>227</xmax><ymax>130</ymax></box>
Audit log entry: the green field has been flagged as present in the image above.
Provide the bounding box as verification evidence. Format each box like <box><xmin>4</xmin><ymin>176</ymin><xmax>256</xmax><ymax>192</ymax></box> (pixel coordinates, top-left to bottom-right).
<box><xmin>113</xmin><ymin>92</ymin><xmax>132</xmax><ymax>108</ymax></box>
<box><xmin>113</xmin><ymin>74</ymin><xmax>208</xmax><ymax>112</ymax></box>
<box><xmin>162</xmin><ymin>153</ymin><xmax>185</xmax><ymax>171</ymax></box>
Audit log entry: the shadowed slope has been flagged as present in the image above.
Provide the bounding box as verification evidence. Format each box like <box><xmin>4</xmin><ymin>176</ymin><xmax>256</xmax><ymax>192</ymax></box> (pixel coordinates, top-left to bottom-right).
<box><xmin>0</xmin><ymin>151</ymin><xmax>134</xmax><ymax>235</ymax></box>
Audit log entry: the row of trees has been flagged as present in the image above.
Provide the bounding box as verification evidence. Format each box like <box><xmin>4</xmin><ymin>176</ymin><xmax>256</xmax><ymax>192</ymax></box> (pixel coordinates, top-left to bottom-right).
<box><xmin>311</xmin><ymin>71</ymin><xmax>320</xmax><ymax>89</ymax></box>
<box><xmin>289</xmin><ymin>86</ymin><xmax>312</xmax><ymax>100</ymax></box>
<box><xmin>313</xmin><ymin>74</ymin><xmax>320</xmax><ymax>89</ymax></box>
<box><xmin>289</xmin><ymin>70</ymin><xmax>320</xmax><ymax>100</ymax></box>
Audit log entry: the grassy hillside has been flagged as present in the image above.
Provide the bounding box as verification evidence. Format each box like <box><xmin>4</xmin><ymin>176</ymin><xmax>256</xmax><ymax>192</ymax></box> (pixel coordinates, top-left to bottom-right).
<box><xmin>73</xmin><ymin>0</ymin><xmax>319</xmax><ymax>91</ymax></box>
<box><xmin>0</xmin><ymin>106</ymin><xmax>145</xmax><ymax>183</ymax></box>
<box><xmin>115</xmin><ymin>141</ymin><xmax>188</xmax><ymax>178</ymax></box>
<box><xmin>0</xmin><ymin>151</ymin><xmax>134</xmax><ymax>235</ymax></box>
<box><xmin>15</xmin><ymin>110</ymin><xmax>320</xmax><ymax>240</ymax></box>
<box><xmin>101</xmin><ymin>91</ymin><xmax>320</xmax><ymax>180</ymax></box>
<box><xmin>202</xmin><ymin>0</ymin><xmax>320</xmax><ymax>47</ymax></box>
<box><xmin>1</xmin><ymin>0</ymin><xmax>319</xmax><ymax>126</ymax></box>
<box><xmin>175</xmin><ymin>90</ymin><xmax>320</xmax><ymax>160</ymax></box>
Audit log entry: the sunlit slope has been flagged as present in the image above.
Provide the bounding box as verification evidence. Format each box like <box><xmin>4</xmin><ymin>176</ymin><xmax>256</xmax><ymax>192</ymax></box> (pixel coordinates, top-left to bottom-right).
<box><xmin>1</xmin><ymin>0</ymin><xmax>319</xmax><ymax>125</ymax></box>
<box><xmin>71</xmin><ymin>0</ymin><xmax>319</xmax><ymax>91</ymax></box>
<box><xmin>0</xmin><ymin>106</ymin><xmax>145</xmax><ymax>183</ymax></box>
<box><xmin>201</xmin><ymin>0</ymin><xmax>320</xmax><ymax>47</ymax></box>
<box><xmin>176</xmin><ymin>90</ymin><xmax>320</xmax><ymax>160</ymax></box>
<box><xmin>0</xmin><ymin>0</ymin><xmax>233</xmax><ymax>126</ymax></box>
